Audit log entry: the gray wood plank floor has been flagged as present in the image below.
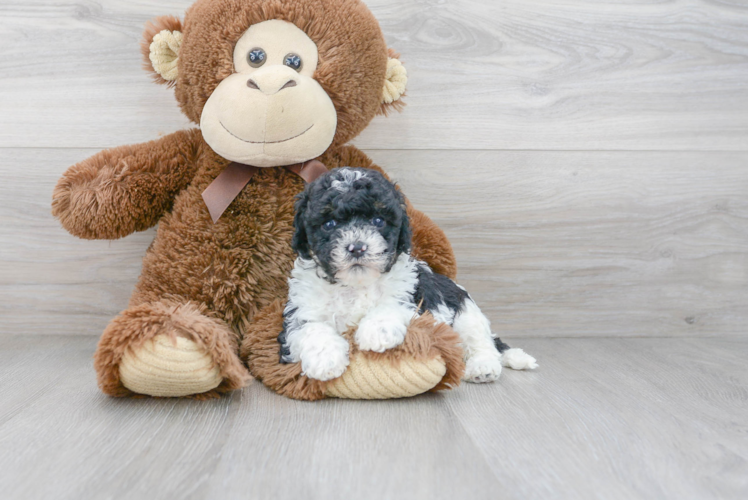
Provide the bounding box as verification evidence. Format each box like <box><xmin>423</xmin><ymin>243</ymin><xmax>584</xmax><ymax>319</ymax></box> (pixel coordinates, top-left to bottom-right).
<box><xmin>1</xmin><ymin>335</ymin><xmax>746</xmax><ymax>500</ymax></box>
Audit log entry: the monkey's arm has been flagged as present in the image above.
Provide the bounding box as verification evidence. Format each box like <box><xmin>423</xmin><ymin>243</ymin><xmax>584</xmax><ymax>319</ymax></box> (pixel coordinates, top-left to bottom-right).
<box><xmin>404</xmin><ymin>202</ymin><xmax>457</xmax><ymax>280</ymax></box>
<box><xmin>319</xmin><ymin>145</ymin><xmax>458</xmax><ymax>280</ymax></box>
<box><xmin>52</xmin><ymin>129</ymin><xmax>202</xmax><ymax>240</ymax></box>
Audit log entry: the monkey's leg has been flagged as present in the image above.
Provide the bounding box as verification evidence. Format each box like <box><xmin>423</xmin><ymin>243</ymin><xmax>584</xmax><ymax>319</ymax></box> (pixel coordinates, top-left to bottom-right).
<box><xmin>94</xmin><ymin>298</ymin><xmax>250</xmax><ymax>398</ymax></box>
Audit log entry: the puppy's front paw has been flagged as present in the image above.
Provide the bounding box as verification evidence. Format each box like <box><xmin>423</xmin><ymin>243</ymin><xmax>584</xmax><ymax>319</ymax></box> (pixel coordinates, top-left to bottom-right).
<box><xmin>301</xmin><ymin>345</ymin><xmax>349</xmax><ymax>381</ymax></box>
<box><xmin>299</xmin><ymin>329</ymin><xmax>350</xmax><ymax>381</ymax></box>
<box><xmin>463</xmin><ymin>352</ymin><xmax>503</xmax><ymax>383</ymax></box>
<box><xmin>355</xmin><ymin>317</ymin><xmax>408</xmax><ymax>352</ymax></box>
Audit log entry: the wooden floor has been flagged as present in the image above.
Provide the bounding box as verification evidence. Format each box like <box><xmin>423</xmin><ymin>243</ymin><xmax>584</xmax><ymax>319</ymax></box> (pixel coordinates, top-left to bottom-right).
<box><xmin>2</xmin><ymin>0</ymin><xmax>748</xmax><ymax>498</ymax></box>
<box><xmin>1</xmin><ymin>335</ymin><xmax>746</xmax><ymax>500</ymax></box>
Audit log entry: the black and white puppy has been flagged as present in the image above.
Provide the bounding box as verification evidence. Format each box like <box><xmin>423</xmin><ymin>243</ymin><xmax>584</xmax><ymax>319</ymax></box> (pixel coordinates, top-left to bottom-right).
<box><xmin>279</xmin><ymin>167</ymin><xmax>537</xmax><ymax>382</ymax></box>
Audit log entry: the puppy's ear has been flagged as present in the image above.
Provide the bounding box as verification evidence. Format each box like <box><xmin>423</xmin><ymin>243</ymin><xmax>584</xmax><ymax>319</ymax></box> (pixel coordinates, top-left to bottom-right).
<box><xmin>396</xmin><ymin>195</ymin><xmax>412</xmax><ymax>255</ymax></box>
<box><xmin>292</xmin><ymin>192</ymin><xmax>312</xmax><ymax>259</ymax></box>
<box><xmin>397</xmin><ymin>211</ymin><xmax>412</xmax><ymax>255</ymax></box>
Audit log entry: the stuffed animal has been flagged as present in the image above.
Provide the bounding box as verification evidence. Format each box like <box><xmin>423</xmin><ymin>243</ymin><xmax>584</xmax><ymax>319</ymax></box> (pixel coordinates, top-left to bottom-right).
<box><xmin>52</xmin><ymin>0</ymin><xmax>465</xmax><ymax>399</ymax></box>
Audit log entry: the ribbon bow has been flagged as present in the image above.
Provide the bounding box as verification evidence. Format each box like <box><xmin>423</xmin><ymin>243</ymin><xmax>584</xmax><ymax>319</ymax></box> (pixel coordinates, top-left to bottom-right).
<box><xmin>201</xmin><ymin>160</ymin><xmax>328</xmax><ymax>223</ymax></box>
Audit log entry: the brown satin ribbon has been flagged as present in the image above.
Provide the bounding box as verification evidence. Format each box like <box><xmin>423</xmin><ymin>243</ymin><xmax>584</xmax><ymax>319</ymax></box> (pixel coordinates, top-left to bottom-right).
<box><xmin>201</xmin><ymin>159</ymin><xmax>328</xmax><ymax>223</ymax></box>
<box><xmin>285</xmin><ymin>160</ymin><xmax>329</xmax><ymax>184</ymax></box>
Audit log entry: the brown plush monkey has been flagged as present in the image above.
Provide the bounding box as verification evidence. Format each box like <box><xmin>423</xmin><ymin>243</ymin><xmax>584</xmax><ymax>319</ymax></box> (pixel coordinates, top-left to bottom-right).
<box><xmin>52</xmin><ymin>0</ymin><xmax>464</xmax><ymax>400</ymax></box>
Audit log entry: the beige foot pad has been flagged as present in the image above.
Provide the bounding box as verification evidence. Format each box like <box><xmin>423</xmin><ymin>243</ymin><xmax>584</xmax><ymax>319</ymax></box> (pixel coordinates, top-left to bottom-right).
<box><xmin>119</xmin><ymin>334</ymin><xmax>223</xmax><ymax>397</ymax></box>
<box><xmin>325</xmin><ymin>353</ymin><xmax>447</xmax><ymax>399</ymax></box>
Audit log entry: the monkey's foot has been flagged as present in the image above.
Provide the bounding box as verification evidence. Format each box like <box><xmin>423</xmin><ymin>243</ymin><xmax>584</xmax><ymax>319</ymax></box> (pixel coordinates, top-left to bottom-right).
<box><xmin>95</xmin><ymin>300</ymin><xmax>250</xmax><ymax>398</ymax></box>
<box><xmin>119</xmin><ymin>334</ymin><xmax>223</xmax><ymax>397</ymax></box>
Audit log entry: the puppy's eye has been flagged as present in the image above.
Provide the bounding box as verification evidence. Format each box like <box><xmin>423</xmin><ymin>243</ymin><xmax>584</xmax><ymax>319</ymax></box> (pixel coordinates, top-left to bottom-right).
<box><xmin>283</xmin><ymin>53</ymin><xmax>303</xmax><ymax>72</ymax></box>
<box><xmin>247</xmin><ymin>48</ymin><xmax>266</xmax><ymax>68</ymax></box>
<box><xmin>323</xmin><ymin>220</ymin><xmax>337</xmax><ymax>230</ymax></box>
<box><xmin>371</xmin><ymin>217</ymin><xmax>385</xmax><ymax>228</ymax></box>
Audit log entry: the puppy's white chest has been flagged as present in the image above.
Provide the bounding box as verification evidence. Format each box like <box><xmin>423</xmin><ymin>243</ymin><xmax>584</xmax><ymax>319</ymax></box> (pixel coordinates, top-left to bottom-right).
<box><xmin>330</xmin><ymin>285</ymin><xmax>384</xmax><ymax>332</ymax></box>
<box><xmin>286</xmin><ymin>254</ymin><xmax>420</xmax><ymax>335</ymax></box>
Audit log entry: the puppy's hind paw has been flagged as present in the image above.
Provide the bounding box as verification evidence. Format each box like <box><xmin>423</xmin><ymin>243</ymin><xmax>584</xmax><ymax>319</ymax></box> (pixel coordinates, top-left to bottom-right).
<box><xmin>501</xmin><ymin>348</ymin><xmax>538</xmax><ymax>370</ymax></box>
<box><xmin>463</xmin><ymin>353</ymin><xmax>503</xmax><ymax>383</ymax></box>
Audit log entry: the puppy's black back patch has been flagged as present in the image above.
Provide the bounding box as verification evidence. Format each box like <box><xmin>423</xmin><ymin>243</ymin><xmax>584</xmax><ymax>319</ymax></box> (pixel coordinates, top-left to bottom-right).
<box><xmin>413</xmin><ymin>261</ymin><xmax>513</xmax><ymax>352</ymax></box>
<box><xmin>413</xmin><ymin>263</ymin><xmax>470</xmax><ymax>317</ymax></box>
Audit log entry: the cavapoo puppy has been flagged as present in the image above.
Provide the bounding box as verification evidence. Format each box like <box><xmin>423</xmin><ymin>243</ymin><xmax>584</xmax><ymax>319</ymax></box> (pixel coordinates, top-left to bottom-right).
<box><xmin>279</xmin><ymin>167</ymin><xmax>538</xmax><ymax>382</ymax></box>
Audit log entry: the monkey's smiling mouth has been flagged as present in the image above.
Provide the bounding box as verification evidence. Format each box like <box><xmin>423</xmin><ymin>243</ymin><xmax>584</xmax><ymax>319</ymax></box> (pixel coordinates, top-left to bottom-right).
<box><xmin>219</xmin><ymin>122</ymin><xmax>314</xmax><ymax>144</ymax></box>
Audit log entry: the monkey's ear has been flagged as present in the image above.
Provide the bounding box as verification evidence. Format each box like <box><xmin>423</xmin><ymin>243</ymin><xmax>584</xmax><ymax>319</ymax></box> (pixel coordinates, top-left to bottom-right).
<box><xmin>378</xmin><ymin>49</ymin><xmax>408</xmax><ymax>116</ymax></box>
<box><xmin>141</xmin><ymin>15</ymin><xmax>183</xmax><ymax>87</ymax></box>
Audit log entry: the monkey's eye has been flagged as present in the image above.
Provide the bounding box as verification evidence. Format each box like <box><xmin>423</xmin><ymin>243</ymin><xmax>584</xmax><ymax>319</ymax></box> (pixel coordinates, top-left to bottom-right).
<box><xmin>283</xmin><ymin>53</ymin><xmax>303</xmax><ymax>72</ymax></box>
<box><xmin>247</xmin><ymin>48</ymin><xmax>266</xmax><ymax>68</ymax></box>
<box><xmin>323</xmin><ymin>220</ymin><xmax>337</xmax><ymax>231</ymax></box>
<box><xmin>371</xmin><ymin>217</ymin><xmax>386</xmax><ymax>228</ymax></box>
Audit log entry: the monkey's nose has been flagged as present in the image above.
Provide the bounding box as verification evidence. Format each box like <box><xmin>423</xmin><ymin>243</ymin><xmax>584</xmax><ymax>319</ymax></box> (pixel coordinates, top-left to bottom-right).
<box><xmin>247</xmin><ymin>78</ymin><xmax>298</xmax><ymax>93</ymax></box>
<box><xmin>347</xmin><ymin>241</ymin><xmax>368</xmax><ymax>258</ymax></box>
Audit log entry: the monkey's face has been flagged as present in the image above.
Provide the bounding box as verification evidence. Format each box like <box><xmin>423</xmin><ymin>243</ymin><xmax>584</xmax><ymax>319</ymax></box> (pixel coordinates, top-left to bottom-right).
<box><xmin>200</xmin><ymin>20</ymin><xmax>337</xmax><ymax>167</ymax></box>
<box><xmin>144</xmin><ymin>0</ymin><xmax>408</xmax><ymax>162</ymax></box>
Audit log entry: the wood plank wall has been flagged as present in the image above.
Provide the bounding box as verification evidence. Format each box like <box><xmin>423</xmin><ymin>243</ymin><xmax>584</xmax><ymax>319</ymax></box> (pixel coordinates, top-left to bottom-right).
<box><xmin>1</xmin><ymin>0</ymin><xmax>747</xmax><ymax>337</ymax></box>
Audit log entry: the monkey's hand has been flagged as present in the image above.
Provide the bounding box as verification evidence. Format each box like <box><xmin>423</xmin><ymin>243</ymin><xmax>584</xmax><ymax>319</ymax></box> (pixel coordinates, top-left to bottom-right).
<box><xmin>52</xmin><ymin>129</ymin><xmax>201</xmax><ymax>240</ymax></box>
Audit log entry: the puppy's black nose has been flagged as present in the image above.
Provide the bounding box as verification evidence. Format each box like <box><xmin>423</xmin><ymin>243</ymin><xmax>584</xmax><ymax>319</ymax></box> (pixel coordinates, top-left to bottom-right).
<box><xmin>347</xmin><ymin>241</ymin><xmax>368</xmax><ymax>258</ymax></box>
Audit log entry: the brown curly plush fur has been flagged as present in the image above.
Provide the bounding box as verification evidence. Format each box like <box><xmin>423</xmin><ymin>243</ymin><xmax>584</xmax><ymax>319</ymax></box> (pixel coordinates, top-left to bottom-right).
<box><xmin>51</xmin><ymin>129</ymin><xmax>201</xmax><ymax>240</ymax></box>
<box><xmin>51</xmin><ymin>0</ymin><xmax>459</xmax><ymax>398</ymax></box>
